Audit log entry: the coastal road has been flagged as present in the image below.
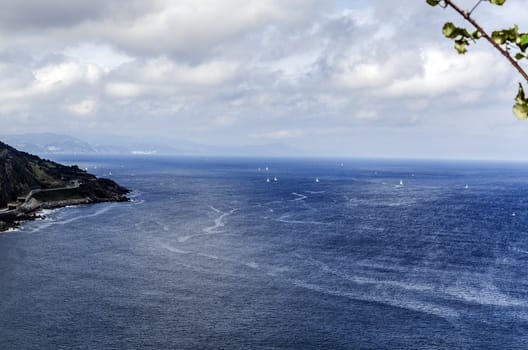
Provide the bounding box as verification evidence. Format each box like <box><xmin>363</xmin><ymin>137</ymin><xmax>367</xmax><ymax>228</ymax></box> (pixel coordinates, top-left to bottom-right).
<box><xmin>0</xmin><ymin>179</ymin><xmax>81</xmax><ymax>214</ymax></box>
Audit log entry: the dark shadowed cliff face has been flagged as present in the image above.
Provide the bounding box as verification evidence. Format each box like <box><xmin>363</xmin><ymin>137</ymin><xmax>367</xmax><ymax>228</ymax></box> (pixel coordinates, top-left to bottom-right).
<box><xmin>0</xmin><ymin>140</ymin><xmax>129</xmax><ymax>209</ymax></box>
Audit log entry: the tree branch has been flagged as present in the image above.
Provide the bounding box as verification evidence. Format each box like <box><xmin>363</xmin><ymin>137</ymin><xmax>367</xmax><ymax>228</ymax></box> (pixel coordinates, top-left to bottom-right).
<box><xmin>444</xmin><ymin>0</ymin><xmax>528</xmax><ymax>83</ymax></box>
<box><xmin>468</xmin><ymin>0</ymin><xmax>484</xmax><ymax>15</ymax></box>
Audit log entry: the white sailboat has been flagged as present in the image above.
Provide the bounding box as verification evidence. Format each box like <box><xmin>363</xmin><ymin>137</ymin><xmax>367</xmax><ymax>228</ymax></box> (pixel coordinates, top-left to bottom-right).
<box><xmin>465</xmin><ymin>184</ymin><xmax>469</xmax><ymax>189</ymax></box>
<box><xmin>274</xmin><ymin>176</ymin><xmax>278</xmax><ymax>182</ymax></box>
<box><xmin>315</xmin><ymin>177</ymin><xmax>320</xmax><ymax>183</ymax></box>
<box><xmin>266</xmin><ymin>178</ymin><xmax>270</xmax><ymax>183</ymax></box>
<box><xmin>399</xmin><ymin>179</ymin><xmax>404</xmax><ymax>186</ymax></box>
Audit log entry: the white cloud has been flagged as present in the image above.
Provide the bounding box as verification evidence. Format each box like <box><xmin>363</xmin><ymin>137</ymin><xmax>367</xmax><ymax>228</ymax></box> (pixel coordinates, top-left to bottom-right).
<box><xmin>383</xmin><ymin>48</ymin><xmax>511</xmax><ymax>98</ymax></box>
<box><xmin>33</xmin><ymin>61</ymin><xmax>102</xmax><ymax>89</ymax></box>
<box><xmin>137</xmin><ymin>57</ymin><xmax>238</xmax><ymax>86</ymax></box>
<box><xmin>64</xmin><ymin>98</ymin><xmax>98</xmax><ymax>115</ymax></box>
<box><xmin>315</xmin><ymin>94</ymin><xmax>349</xmax><ymax>110</ymax></box>
<box><xmin>334</xmin><ymin>61</ymin><xmax>389</xmax><ymax>89</ymax></box>
<box><xmin>105</xmin><ymin>82</ymin><xmax>143</xmax><ymax>98</ymax></box>
<box><xmin>214</xmin><ymin>115</ymin><xmax>237</xmax><ymax>126</ymax></box>
<box><xmin>101</xmin><ymin>57</ymin><xmax>239</xmax><ymax>103</ymax></box>
<box><xmin>250</xmin><ymin>129</ymin><xmax>305</xmax><ymax>139</ymax></box>
<box><xmin>0</xmin><ymin>60</ymin><xmax>104</xmax><ymax>102</ymax></box>
<box><xmin>63</xmin><ymin>43</ymin><xmax>134</xmax><ymax>71</ymax></box>
<box><xmin>356</xmin><ymin>109</ymin><xmax>378</xmax><ymax>120</ymax></box>
<box><xmin>265</xmin><ymin>51</ymin><xmax>320</xmax><ymax>82</ymax></box>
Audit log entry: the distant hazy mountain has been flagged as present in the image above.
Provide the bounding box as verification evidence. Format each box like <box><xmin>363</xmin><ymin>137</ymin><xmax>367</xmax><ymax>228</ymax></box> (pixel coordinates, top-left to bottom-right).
<box><xmin>0</xmin><ymin>133</ymin><xmax>158</xmax><ymax>155</ymax></box>
<box><xmin>1</xmin><ymin>133</ymin><xmax>96</xmax><ymax>154</ymax></box>
<box><xmin>0</xmin><ymin>133</ymin><xmax>297</xmax><ymax>157</ymax></box>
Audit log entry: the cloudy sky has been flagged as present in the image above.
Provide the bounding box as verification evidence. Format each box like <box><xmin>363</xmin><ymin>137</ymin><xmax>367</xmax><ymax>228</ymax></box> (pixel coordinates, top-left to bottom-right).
<box><xmin>1</xmin><ymin>0</ymin><xmax>527</xmax><ymax>159</ymax></box>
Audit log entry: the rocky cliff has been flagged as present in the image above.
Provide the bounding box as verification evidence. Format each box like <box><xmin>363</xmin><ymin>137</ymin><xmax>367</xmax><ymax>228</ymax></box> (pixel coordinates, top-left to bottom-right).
<box><xmin>0</xmin><ymin>140</ymin><xmax>129</xmax><ymax>230</ymax></box>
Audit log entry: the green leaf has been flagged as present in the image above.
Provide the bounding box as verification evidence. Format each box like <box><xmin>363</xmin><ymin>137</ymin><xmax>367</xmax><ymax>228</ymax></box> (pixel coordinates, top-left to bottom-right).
<box><xmin>459</xmin><ymin>28</ymin><xmax>472</xmax><ymax>39</ymax></box>
<box><xmin>519</xmin><ymin>34</ymin><xmax>528</xmax><ymax>46</ymax></box>
<box><xmin>513</xmin><ymin>83</ymin><xmax>528</xmax><ymax>120</ymax></box>
<box><xmin>513</xmin><ymin>103</ymin><xmax>528</xmax><ymax>120</ymax></box>
<box><xmin>492</xmin><ymin>31</ymin><xmax>507</xmax><ymax>45</ymax></box>
<box><xmin>454</xmin><ymin>39</ymin><xmax>468</xmax><ymax>54</ymax></box>
<box><xmin>518</xmin><ymin>34</ymin><xmax>528</xmax><ymax>52</ymax></box>
<box><xmin>490</xmin><ymin>0</ymin><xmax>506</xmax><ymax>5</ymax></box>
<box><xmin>426</xmin><ymin>0</ymin><xmax>441</xmax><ymax>6</ymax></box>
<box><xmin>515</xmin><ymin>83</ymin><xmax>526</xmax><ymax>104</ymax></box>
<box><xmin>515</xmin><ymin>52</ymin><xmax>525</xmax><ymax>60</ymax></box>
<box><xmin>471</xmin><ymin>30</ymin><xmax>482</xmax><ymax>40</ymax></box>
<box><xmin>442</xmin><ymin>22</ymin><xmax>457</xmax><ymax>39</ymax></box>
<box><xmin>506</xmin><ymin>25</ymin><xmax>519</xmax><ymax>41</ymax></box>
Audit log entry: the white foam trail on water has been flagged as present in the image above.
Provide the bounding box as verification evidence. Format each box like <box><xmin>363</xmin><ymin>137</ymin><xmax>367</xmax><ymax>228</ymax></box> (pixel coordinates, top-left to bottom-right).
<box><xmin>203</xmin><ymin>208</ymin><xmax>237</xmax><ymax>234</ymax></box>
<box><xmin>275</xmin><ymin>214</ymin><xmax>327</xmax><ymax>226</ymax></box>
<box><xmin>290</xmin><ymin>192</ymin><xmax>307</xmax><ymax>201</ymax></box>
<box><xmin>355</xmin><ymin>260</ymin><xmax>420</xmax><ymax>274</ymax></box>
<box><xmin>307</xmin><ymin>257</ymin><xmax>527</xmax><ymax>308</ymax></box>
<box><xmin>159</xmin><ymin>243</ymin><xmax>190</xmax><ymax>254</ymax></box>
<box><xmin>54</xmin><ymin>204</ymin><xmax>117</xmax><ymax>226</ymax></box>
<box><xmin>305</xmin><ymin>190</ymin><xmax>325</xmax><ymax>194</ymax></box>
<box><xmin>289</xmin><ymin>279</ymin><xmax>459</xmax><ymax>320</ymax></box>
<box><xmin>209</xmin><ymin>206</ymin><xmax>222</xmax><ymax>213</ymax></box>
<box><xmin>27</xmin><ymin>221</ymin><xmax>55</xmax><ymax>233</ymax></box>
<box><xmin>178</xmin><ymin>235</ymin><xmax>194</xmax><ymax>243</ymax></box>
<box><xmin>178</xmin><ymin>207</ymin><xmax>237</xmax><ymax>242</ymax></box>
<box><xmin>245</xmin><ymin>262</ymin><xmax>259</xmax><ymax>269</ymax></box>
<box><xmin>355</xmin><ymin>224</ymin><xmax>385</xmax><ymax>233</ymax></box>
<box><xmin>197</xmin><ymin>252</ymin><xmax>220</xmax><ymax>260</ymax></box>
<box><xmin>126</xmin><ymin>191</ymin><xmax>145</xmax><ymax>204</ymax></box>
<box><xmin>4</xmin><ymin>227</ymin><xmax>21</xmax><ymax>233</ymax></box>
<box><xmin>38</xmin><ymin>209</ymin><xmax>56</xmax><ymax>216</ymax></box>
<box><xmin>347</xmin><ymin>198</ymin><xmax>371</xmax><ymax>207</ymax></box>
<box><xmin>195</xmin><ymin>252</ymin><xmax>257</xmax><ymax>270</ymax></box>
<box><xmin>265</xmin><ymin>266</ymin><xmax>290</xmax><ymax>277</ymax></box>
<box><xmin>511</xmin><ymin>247</ymin><xmax>528</xmax><ymax>255</ymax></box>
<box><xmin>306</xmin><ymin>257</ymin><xmax>431</xmax><ymax>291</ymax></box>
<box><xmin>444</xmin><ymin>285</ymin><xmax>526</xmax><ymax>307</ymax></box>
<box><xmin>27</xmin><ymin>204</ymin><xmax>117</xmax><ymax>233</ymax></box>
<box><xmin>128</xmin><ymin>199</ymin><xmax>145</xmax><ymax>206</ymax></box>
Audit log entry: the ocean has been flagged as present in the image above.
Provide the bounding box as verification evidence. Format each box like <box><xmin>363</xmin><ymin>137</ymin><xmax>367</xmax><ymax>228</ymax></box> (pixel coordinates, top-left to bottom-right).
<box><xmin>1</xmin><ymin>156</ymin><xmax>528</xmax><ymax>349</ymax></box>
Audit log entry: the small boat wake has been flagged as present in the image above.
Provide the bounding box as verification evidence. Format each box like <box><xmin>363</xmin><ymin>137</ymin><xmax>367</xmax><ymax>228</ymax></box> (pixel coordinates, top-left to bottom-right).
<box><xmin>290</xmin><ymin>192</ymin><xmax>307</xmax><ymax>202</ymax></box>
<box><xmin>203</xmin><ymin>208</ymin><xmax>238</xmax><ymax>234</ymax></box>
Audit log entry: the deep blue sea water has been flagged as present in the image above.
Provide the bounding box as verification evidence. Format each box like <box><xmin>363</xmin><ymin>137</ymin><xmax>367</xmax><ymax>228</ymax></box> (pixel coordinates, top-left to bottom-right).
<box><xmin>2</xmin><ymin>156</ymin><xmax>528</xmax><ymax>349</ymax></box>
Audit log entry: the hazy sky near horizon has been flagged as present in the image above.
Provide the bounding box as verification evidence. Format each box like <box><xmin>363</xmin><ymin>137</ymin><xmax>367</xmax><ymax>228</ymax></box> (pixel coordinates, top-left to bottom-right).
<box><xmin>1</xmin><ymin>0</ymin><xmax>528</xmax><ymax>159</ymax></box>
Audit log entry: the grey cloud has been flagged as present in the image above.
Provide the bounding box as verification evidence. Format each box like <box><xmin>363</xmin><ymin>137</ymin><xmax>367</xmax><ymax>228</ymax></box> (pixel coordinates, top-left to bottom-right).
<box><xmin>0</xmin><ymin>0</ymin><xmax>326</xmax><ymax>61</ymax></box>
<box><xmin>0</xmin><ymin>0</ymin><xmax>151</xmax><ymax>31</ymax></box>
<box><xmin>0</xmin><ymin>0</ymin><xmax>109</xmax><ymax>31</ymax></box>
